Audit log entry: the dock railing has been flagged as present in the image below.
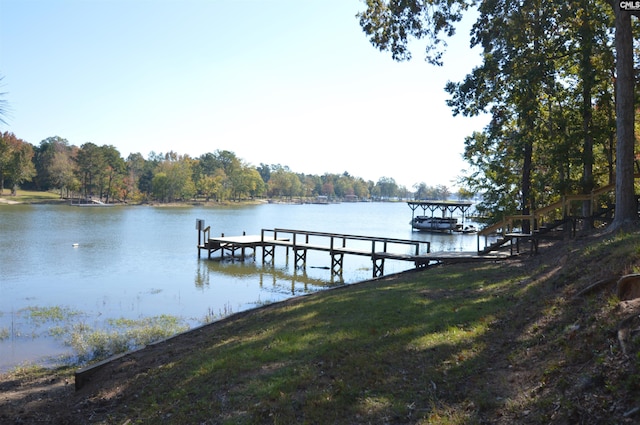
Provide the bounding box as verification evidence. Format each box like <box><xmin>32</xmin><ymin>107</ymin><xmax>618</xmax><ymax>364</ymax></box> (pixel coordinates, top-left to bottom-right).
<box><xmin>476</xmin><ymin>180</ymin><xmax>632</xmax><ymax>253</ymax></box>
<box><xmin>261</xmin><ymin>228</ymin><xmax>431</xmax><ymax>277</ymax></box>
<box><xmin>264</xmin><ymin>228</ymin><xmax>430</xmax><ymax>256</ymax></box>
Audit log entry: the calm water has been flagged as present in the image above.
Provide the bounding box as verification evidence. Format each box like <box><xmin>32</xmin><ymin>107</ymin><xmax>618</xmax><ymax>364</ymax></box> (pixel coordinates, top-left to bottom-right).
<box><xmin>0</xmin><ymin>201</ymin><xmax>478</xmax><ymax>371</ymax></box>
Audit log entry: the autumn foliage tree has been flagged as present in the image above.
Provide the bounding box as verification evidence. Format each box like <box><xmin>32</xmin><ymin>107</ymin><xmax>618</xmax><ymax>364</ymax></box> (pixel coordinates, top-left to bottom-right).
<box><xmin>0</xmin><ymin>132</ymin><xmax>36</xmax><ymax>195</ymax></box>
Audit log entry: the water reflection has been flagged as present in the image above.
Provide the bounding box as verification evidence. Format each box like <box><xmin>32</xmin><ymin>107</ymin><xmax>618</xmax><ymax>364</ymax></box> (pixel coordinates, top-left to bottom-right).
<box><xmin>196</xmin><ymin>255</ymin><xmax>345</xmax><ymax>297</ymax></box>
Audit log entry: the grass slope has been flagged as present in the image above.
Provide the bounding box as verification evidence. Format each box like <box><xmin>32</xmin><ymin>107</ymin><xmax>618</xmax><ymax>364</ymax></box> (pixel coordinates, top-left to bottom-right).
<box><xmin>2</xmin><ymin>229</ymin><xmax>640</xmax><ymax>424</ymax></box>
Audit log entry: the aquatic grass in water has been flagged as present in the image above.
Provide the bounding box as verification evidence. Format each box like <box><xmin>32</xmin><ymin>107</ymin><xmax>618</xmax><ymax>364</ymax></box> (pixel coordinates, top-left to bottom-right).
<box><xmin>3</xmin><ymin>298</ymin><xmax>281</xmax><ymax>368</ymax></box>
<box><xmin>67</xmin><ymin>315</ymin><xmax>190</xmax><ymax>363</ymax></box>
<box><xmin>0</xmin><ymin>306</ymin><xmax>86</xmax><ymax>341</ymax></box>
<box><xmin>0</xmin><ymin>312</ymin><xmax>8</xmax><ymax>341</ymax></box>
<box><xmin>25</xmin><ymin>306</ymin><xmax>83</xmax><ymax>324</ymax></box>
<box><xmin>5</xmin><ymin>304</ymin><xmax>191</xmax><ymax>365</ymax></box>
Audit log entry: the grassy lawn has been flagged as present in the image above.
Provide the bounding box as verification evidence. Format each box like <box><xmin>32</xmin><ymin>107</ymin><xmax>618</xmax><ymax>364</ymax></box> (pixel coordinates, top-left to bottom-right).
<box><xmin>89</xmin><ymin>262</ymin><xmax>515</xmax><ymax>424</ymax></box>
<box><xmin>0</xmin><ymin>189</ymin><xmax>62</xmax><ymax>203</ymax></box>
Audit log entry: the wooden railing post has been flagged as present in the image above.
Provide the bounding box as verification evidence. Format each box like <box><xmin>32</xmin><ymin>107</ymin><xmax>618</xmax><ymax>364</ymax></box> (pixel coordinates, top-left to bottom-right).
<box><xmin>529</xmin><ymin>216</ymin><xmax>534</xmax><ymax>234</ymax></box>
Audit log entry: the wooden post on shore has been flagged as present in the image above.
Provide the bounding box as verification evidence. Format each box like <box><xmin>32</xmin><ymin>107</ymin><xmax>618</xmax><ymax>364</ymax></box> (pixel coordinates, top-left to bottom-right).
<box><xmin>196</xmin><ymin>219</ymin><xmax>205</xmax><ymax>258</ymax></box>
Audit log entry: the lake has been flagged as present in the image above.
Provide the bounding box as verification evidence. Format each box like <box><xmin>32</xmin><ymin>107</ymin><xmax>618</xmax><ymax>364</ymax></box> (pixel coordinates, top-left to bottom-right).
<box><xmin>0</xmin><ymin>201</ymin><xmax>478</xmax><ymax>371</ymax></box>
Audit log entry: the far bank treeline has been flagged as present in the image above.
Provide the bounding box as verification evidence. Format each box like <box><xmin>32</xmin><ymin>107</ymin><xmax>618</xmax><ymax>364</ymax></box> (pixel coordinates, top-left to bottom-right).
<box><xmin>0</xmin><ymin>134</ymin><xmax>461</xmax><ymax>203</ymax></box>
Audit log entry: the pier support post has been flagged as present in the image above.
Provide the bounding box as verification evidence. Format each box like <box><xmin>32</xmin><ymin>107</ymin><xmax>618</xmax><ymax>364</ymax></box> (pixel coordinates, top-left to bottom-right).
<box><xmin>373</xmin><ymin>257</ymin><xmax>385</xmax><ymax>278</ymax></box>
<box><xmin>294</xmin><ymin>249</ymin><xmax>307</xmax><ymax>268</ymax></box>
<box><xmin>331</xmin><ymin>253</ymin><xmax>344</xmax><ymax>275</ymax></box>
<box><xmin>262</xmin><ymin>244</ymin><xmax>274</xmax><ymax>264</ymax></box>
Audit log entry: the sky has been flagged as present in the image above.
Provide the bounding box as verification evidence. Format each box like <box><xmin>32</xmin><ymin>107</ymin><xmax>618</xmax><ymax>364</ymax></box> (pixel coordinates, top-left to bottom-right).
<box><xmin>0</xmin><ymin>0</ymin><xmax>488</xmax><ymax>189</ymax></box>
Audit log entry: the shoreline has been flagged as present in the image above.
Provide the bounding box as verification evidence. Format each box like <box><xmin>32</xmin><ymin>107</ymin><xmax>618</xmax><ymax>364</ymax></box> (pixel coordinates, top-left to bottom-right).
<box><xmin>0</xmin><ymin>197</ymin><xmax>20</xmax><ymax>205</ymax></box>
<box><xmin>0</xmin><ymin>192</ymin><xmax>323</xmax><ymax>207</ymax></box>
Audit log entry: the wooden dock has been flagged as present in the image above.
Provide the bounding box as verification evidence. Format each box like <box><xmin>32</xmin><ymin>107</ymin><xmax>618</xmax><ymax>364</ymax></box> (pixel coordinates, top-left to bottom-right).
<box><xmin>197</xmin><ymin>225</ymin><xmax>510</xmax><ymax>278</ymax></box>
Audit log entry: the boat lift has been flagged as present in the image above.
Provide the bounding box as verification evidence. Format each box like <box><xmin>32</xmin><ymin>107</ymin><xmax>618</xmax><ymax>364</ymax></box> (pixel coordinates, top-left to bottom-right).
<box><xmin>407</xmin><ymin>200</ymin><xmax>474</xmax><ymax>229</ymax></box>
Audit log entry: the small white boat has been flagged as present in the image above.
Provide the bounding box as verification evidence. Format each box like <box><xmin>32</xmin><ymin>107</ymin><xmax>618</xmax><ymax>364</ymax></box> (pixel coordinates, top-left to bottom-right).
<box><xmin>411</xmin><ymin>216</ymin><xmax>458</xmax><ymax>232</ymax></box>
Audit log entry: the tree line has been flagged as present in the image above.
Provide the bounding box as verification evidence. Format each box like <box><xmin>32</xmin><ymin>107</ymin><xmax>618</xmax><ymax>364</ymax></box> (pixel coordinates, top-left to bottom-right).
<box><xmin>359</xmin><ymin>1</ymin><xmax>639</xmax><ymax>228</ymax></box>
<box><xmin>0</xmin><ymin>133</ymin><xmax>462</xmax><ymax>203</ymax></box>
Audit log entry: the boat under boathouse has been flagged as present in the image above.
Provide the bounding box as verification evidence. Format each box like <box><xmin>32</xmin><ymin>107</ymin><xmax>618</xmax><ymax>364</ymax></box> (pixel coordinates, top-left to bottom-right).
<box><xmin>407</xmin><ymin>200</ymin><xmax>474</xmax><ymax>232</ymax></box>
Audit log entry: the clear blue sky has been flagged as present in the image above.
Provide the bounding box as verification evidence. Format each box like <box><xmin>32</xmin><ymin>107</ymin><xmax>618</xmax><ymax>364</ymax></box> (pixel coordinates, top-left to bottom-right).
<box><xmin>0</xmin><ymin>0</ymin><xmax>487</xmax><ymax>189</ymax></box>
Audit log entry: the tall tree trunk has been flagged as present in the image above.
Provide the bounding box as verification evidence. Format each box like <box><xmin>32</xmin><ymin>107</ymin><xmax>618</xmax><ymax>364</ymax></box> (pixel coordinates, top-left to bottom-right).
<box><xmin>581</xmin><ymin>4</ymin><xmax>595</xmax><ymax>227</ymax></box>
<box><xmin>612</xmin><ymin>4</ymin><xmax>638</xmax><ymax>228</ymax></box>
<box><xmin>607</xmin><ymin>98</ymin><xmax>616</xmax><ymax>186</ymax></box>
<box><xmin>522</xmin><ymin>139</ymin><xmax>533</xmax><ymax>233</ymax></box>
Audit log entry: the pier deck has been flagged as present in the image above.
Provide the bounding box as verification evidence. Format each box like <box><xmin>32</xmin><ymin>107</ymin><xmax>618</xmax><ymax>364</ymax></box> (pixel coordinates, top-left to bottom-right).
<box><xmin>198</xmin><ymin>227</ymin><xmax>510</xmax><ymax>278</ymax></box>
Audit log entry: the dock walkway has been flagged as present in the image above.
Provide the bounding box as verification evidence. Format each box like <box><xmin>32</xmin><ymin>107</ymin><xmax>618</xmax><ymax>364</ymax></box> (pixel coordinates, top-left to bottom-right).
<box><xmin>198</xmin><ymin>227</ymin><xmax>509</xmax><ymax>278</ymax></box>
